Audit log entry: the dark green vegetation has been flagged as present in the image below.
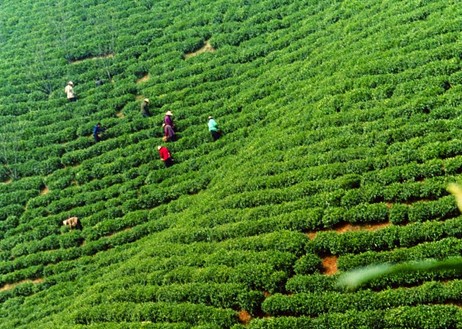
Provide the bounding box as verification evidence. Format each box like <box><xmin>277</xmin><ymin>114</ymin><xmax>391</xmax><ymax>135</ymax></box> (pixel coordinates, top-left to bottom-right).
<box><xmin>1</xmin><ymin>0</ymin><xmax>462</xmax><ymax>328</ymax></box>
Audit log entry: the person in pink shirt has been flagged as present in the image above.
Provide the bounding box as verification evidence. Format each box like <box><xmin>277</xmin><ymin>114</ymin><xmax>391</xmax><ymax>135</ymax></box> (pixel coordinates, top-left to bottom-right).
<box><xmin>162</xmin><ymin>123</ymin><xmax>176</xmax><ymax>142</ymax></box>
<box><xmin>164</xmin><ymin>111</ymin><xmax>174</xmax><ymax>128</ymax></box>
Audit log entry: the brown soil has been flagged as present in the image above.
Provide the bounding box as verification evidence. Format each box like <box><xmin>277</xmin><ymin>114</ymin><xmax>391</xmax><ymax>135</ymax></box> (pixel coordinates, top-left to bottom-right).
<box><xmin>184</xmin><ymin>40</ymin><xmax>215</xmax><ymax>59</ymax></box>
<box><xmin>40</xmin><ymin>186</ymin><xmax>49</xmax><ymax>195</ymax></box>
<box><xmin>4</xmin><ymin>178</ymin><xmax>12</xmax><ymax>184</ymax></box>
<box><xmin>136</xmin><ymin>74</ymin><xmax>150</xmax><ymax>84</ymax></box>
<box><xmin>71</xmin><ymin>53</ymin><xmax>114</xmax><ymax>64</ymax></box>
<box><xmin>0</xmin><ymin>278</ymin><xmax>44</xmax><ymax>292</ymax></box>
<box><xmin>335</xmin><ymin>222</ymin><xmax>391</xmax><ymax>233</ymax></box>
<box><xmin>322</xmin><ymin>256</ymin><xmax>338</xmax><ymax>275</ymax></box>
<box><xmin>307</xmin><ymin>232</ymin><xmax>317</xmax><ymax>240</ymax></box>
<box><xmin>308</xmin><ymin>222</ymin><xmax>391</xmax><ymax>240</ymax></box>
<box><xmin>238</xmin><ymin>310</ymin><xmax>252</xmax><ymax>324</ymax></box>
<box><xmin>116</xmin><ymin>111</ymin><xmax>125</xmax><ymax>119</ymax></box>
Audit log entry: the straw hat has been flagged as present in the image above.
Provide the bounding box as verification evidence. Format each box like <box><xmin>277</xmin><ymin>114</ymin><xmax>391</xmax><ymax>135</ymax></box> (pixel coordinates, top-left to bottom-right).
<box><xmin>165</xmin><ymin>111</ymin><xmax>173</xmax><ymax>116</ymax></box>
<box><xmin>144</xmin><ymin>98</ymin><xmax>149</xmax><ymax>103</ymax></box>
<box><xmin>68</xmin><ymin>81</ymin><xmax>74</xmax><ymax>86</ymax></box>
<box><xmin>208</xmin><ymin>116</ymin><xmax>213</xmax><ymax>119</ymax></box>
<box><xmin>157</xmin><ymin>146</ymin><xmax>162</xmax><ymax>150</ymax></box>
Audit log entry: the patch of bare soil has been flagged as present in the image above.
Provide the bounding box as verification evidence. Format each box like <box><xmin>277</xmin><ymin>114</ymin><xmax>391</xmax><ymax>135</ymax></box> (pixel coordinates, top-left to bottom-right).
<box><xmin>322</xmin><ymin>256</ymin><xmax>338</xmax><ymax>275</ymax></box>
<box><xmin>365</xmin><ymin>222</ymin><xmax>391</xmax><ymax>231</ymax></box>
<box><xmin>308</xmin><ymin>222</ymin><xmax>390</xmax><ymax>240</ymax></box>
<box><xmin>70</xmin><ymin>53</ymin><xmax>114</xmax><ymax>64</ymax></box>
<box><xmin>238</xmin><ymin>310</ymin><xmax>252</xmax><ymax>324</ymax></box>
<box><xmin>335</xmin><ymin>222</ymin><xmax>391</xmax><ymax>233</ymax></box>
<box><xmin>4</xmin><ymin>178</ymin><xmax>12</xmax><ymax>184</ymax></box>
<box><xmin>40</xmin><ymin>186</ymin><xmax>49</xmax><ymax>195</ymax></box>
<box><xmin>307</xmin><ymin>232</ymin><xmax>317</xmax><ymax>240</ymax></box>
<box><xmin>184</xmin><ymin>40</ymin><xmax>215</xmax><ymax>59</ymax></box>
<box><xmin>136</xmin><ymin>74</ymin><xmax>150</xmax><ymax>84</ymax></box>
<box><xmin>0</xmin><ymin>278</ymin><xmax>44</xmax><ymax>292</ymax></box>
<box><xmin>116</xmin><ymin>111</ymin><xmax>125</xmax><ymax>119</ymax></box>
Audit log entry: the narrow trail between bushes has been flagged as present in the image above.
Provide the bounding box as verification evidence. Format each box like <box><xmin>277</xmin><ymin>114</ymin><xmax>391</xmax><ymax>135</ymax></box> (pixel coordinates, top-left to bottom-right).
<box><xmin>311</xmin><ymin>222</ymin><xmax>391</xmax><ymax>276</ymax></box>
<box><xmin>184</xmin><ymin>39</ymin><xmax>215</xmax><ymax>59</ymax></box>
<box><xmin>308</xmin><ymin>221</ymin><xmax>391</xmax><ymax>240</ymax></box>
<box><xmin>0</xmin><ymin>278</ymin><xmax>44</xmax><ymax>292</ymax></box>
<box><xmin>238</xmin><ymin>310</ymin><xmax>252</xmax><ymax>325</ymax></box>
<box><xmin>136</xmin><ymin>74</ymin><xmax>150</xmax><ymax>84</ymax></box>
<box><xmin>322</xmin><ymin>256</ymin><xmax>338</xmax><ymax>275</ymax></box>
<box><xmin>335</xmin><ymin>222</ymin><xmax>391</xmax><ymax>233</ymax></box>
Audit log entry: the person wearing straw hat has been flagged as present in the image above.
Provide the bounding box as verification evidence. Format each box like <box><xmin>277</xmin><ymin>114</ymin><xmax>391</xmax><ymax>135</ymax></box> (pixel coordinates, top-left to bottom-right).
<box><xmin>158</xmin><ymin>145</ymin><xmax>174</xmax><ymax>167</ymax></box>
<box><xmin>208</xmin><ymin>116</ymin><xmax>221</xmax><ymax>141</ymax></box>
<box><xmin>164</xmin><ymin>111</ymin><xmax>174</xmax><ymax>128</ymax></box>
<box><xmin>62</xmin><ymin>216</ymin><xmax>82</xmax><ymax>230</ymax></box>
<box><xmin>64</xmin><ymin>81</ymin><xmax>76</xmax><ymax>102</ymax></box>
<box><xmin>141</xmin><ymin>98</ymin><xmax>151</xmax><ymax>117</ymax></box>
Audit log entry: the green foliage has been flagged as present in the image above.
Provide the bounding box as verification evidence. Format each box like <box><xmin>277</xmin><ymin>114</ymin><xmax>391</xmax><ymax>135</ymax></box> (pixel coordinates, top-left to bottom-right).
<box><xmin>72</xmin><ymin>302</ymin><xmax>237</xmax><ymax>327</ymax></box>
<box><xmin>1</xmin><ymin>0</ymin><xmax>462</xmax><ymax>327</ymax></box>
<box><xmin>293</xmin><ymin>254</ymin><xmax>323</xmax><ymax>275</ymax></box>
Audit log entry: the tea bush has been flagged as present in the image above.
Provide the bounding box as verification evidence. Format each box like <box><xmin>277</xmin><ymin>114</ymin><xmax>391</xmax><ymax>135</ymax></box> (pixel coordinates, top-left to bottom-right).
<box><xmin>2</xmin><ymin>0</ymin><xmax>462</xmax><ymax>327</ymax></box>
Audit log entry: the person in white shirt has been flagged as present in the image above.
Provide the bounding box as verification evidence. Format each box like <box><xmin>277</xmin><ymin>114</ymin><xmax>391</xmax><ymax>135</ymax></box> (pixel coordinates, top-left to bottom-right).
<box><xmin>64</xmin><ymin>81</ymin><xmax>76</xmax><ymax>102</ymax></box>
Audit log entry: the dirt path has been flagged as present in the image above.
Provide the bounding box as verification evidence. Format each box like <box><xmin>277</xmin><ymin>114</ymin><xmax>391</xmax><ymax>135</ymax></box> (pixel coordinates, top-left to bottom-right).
<box><xmin>322</xmin><ymin>256</ymin><xmax>338</xmax><ymax>275</ymax></box>
<box><xmin>238</xmin><ymin>310</ymin><xmax>252</xmax><ymax>324</ymax></box>
<box><xmin>184</xmin><ymin>40</ymin><xmax>215</xmax><ymax>59</ymax></box>
<box><xmin>136</xmin><ymin>74</ymin><xmax>150</xmax><ymax>84</ymax></box>
<box><xmin>0</xmin><ymin>278</ymin><xmax>44</xmax><ymax>292</ymax></box>
<box><xmin>309</xmin><ymin>221</ymin><xmax>391</xmax><ymax>240</ymax></box>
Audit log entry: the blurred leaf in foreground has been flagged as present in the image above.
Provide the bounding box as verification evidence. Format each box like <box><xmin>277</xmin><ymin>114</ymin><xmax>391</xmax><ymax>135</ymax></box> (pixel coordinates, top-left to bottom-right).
<box><xmin>337</xmin><ymin>258</ymin><xmax>462</xmax><ymax>291</ymax></box>
<box><xmin>338</xmin><ymin>183</ymin><xmax>462</xmax><ymax>290</ymax></box>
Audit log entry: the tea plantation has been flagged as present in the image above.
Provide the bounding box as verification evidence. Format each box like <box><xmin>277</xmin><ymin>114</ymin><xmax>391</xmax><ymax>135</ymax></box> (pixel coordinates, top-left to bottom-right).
<box><xmin>1</xmin><ymin>0</ymin><xmax>462</xmax><ymax>328</ymax></box>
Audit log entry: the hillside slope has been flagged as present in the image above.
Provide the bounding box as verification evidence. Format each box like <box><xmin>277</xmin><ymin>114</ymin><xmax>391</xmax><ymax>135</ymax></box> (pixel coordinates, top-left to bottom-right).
<box><xmin>2</xmin><ymin>0</ymin><xmax>462</xmax><ymax>328</ymax></box>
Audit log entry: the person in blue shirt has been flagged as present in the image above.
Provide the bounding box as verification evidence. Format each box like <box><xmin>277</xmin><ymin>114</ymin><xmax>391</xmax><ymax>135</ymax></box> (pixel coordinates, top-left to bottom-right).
<box><xmin>93</xmin><ymin>123</ymin><xmax>104</xmax><ymax>142</ymax></box>
<box><xmin>207</xmin><ymin>116</ymin><xmax>221</xmax><ymax>141</ymax></box>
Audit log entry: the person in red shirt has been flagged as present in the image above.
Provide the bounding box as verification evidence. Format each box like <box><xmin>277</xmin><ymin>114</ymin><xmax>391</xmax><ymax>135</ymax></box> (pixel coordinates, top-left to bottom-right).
<box><xmin>158</xmin><ymin>145</ymin><xmax>174</xmax><ymax>167</ymax></box>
